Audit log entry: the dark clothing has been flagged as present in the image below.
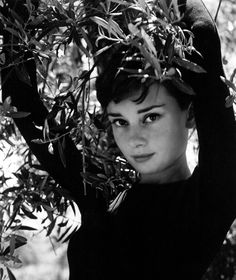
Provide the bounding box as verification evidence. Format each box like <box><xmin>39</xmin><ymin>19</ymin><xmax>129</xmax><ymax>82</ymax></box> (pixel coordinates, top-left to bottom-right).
<box><xmin>67</xmin><ymin>61</ymin><xmax>236</xmax><ymax>278</ymax></box>
<box><xmin>68</xmin><ymin>84</ymin><xmax>236</xmax><ymax>280</ymax></box>
<box><xmin>67</xmin><ymin>1</ymin><xmax>236</xmax><ymax>280</ymax></box>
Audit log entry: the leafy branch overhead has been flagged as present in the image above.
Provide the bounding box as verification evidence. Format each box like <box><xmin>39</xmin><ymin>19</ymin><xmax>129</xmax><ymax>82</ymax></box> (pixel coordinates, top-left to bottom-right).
<box><xmin>88</xmin><ymin>0</ymin><xmax>206</xmax><ymax>95</ymax></box>
<box><xmin>1</xmin><ymin>1</ymin><xmax>205</xmax><ymax>95</ymax></box>
<box><xmin>3</xmin><ymin>0</ymin><xmax>203</xmax><ymax>205</ymax></box>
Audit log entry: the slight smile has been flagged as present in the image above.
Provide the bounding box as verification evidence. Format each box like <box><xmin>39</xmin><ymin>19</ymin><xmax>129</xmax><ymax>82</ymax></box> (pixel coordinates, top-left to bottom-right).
<box><xmin>132</xmin><ymin>153</ymin><xmax>155</xmax><ymax>163</ymax></box>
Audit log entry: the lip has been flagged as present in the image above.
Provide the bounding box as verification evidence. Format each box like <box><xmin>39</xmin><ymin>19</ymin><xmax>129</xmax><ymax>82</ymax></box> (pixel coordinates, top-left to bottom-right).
<box><xmin>132</xmin><ymin>153</ymin><xmax>155</xmax><ymax>163</ymax></box>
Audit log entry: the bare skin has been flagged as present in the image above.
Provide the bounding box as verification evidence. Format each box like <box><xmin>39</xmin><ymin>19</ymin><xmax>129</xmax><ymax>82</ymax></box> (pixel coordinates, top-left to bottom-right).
<box><xmin>107</xmin><ymin>83</ymin><xmax>192</xmax><ymax>184</ymax></box>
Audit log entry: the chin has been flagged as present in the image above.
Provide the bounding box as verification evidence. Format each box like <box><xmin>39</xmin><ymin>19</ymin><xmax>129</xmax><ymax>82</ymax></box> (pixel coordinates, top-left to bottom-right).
<box><xmin>134</xmin><ymin>166</ymin><xmax>159</xmax><ymax>175</ymax></box>
<box><xmin>128</xmin><ymin>158</ymin><xmax>163</xmax><ymax>175</ymax></box>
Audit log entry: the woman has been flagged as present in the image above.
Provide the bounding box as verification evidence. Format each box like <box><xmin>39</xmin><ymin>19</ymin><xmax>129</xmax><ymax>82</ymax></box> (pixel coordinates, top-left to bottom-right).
<box><xmin>67</xmin><ymin>1</ymin><xmax>236</xmax><ymax>280</ymax></box>
<box><xmin>1</xmin><ymin>0</ymin><xmax>235</xmax><ymax>279</ymax></box>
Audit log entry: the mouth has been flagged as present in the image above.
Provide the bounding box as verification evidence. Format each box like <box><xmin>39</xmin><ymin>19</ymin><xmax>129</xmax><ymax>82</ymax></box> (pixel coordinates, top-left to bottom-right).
<box><xmin>132</xmin><ymin>153</ymin><xmax>155</xmax><ymax>163</ymax></box>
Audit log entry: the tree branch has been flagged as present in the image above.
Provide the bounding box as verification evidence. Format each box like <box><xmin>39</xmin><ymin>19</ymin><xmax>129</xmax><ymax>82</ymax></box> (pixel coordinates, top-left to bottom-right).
<box><xmin>0</xmin><ymin>0</ymin><xmax>96</xmax><ymax>213</ymax></box>
<box><xmin>214</xmin><ymin>0</ymin><xmax>223</xmax><ymax>22</ymax></box>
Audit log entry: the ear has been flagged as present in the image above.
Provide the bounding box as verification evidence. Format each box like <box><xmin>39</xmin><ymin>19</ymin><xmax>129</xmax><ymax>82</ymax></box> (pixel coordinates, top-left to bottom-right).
<box><xmin>185</xmin><ymin>103</ymin><xmax>195</xmax><ymax>129</ymax></box>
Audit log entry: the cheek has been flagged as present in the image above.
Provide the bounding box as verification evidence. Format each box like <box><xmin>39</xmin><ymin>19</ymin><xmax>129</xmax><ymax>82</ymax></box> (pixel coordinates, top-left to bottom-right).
<box><xmin>165</xmin><ymin>123</ymin><xmax>188</xmax><ymax>153</ymax></box>
<box><xmin>151</xmin><ymin>119</ymin><xmax>187</xmax><ymax>150</ymax></box>
<box><xmin>112</xmin><ymin>129</ymin><xmax>126</xmax><ymax>151</ymax></box>
<box><xmin>150</xmin><ymin>120</ymin><xmax>170</xmax><ymax>140</ymax></box>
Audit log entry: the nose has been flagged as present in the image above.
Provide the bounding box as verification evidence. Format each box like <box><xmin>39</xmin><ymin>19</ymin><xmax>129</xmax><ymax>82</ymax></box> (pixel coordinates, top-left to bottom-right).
<box><xmin>128</xmin><ymin>126</ymin><xmax>147</xmax><ymax>149</ymax></box>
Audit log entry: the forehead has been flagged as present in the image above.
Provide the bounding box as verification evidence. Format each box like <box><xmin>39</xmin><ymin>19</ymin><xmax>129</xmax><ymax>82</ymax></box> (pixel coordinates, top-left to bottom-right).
<box><xmin>107</xmin><ymin>83</ymin><xmax>174</xmax><ymax>112</ymax></box>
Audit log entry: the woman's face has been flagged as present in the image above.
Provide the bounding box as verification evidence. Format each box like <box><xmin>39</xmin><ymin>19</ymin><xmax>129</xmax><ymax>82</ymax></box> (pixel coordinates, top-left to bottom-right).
<box><xmin>107</xmin><ymin>83</ymin><xmax>191</xmax><ymax>184</ymax></box>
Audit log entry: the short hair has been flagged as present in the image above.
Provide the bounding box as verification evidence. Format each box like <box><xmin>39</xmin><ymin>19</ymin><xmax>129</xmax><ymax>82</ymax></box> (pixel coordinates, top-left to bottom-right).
<box><xmin>96</xmin><ymin>59</ymin><xmax>193</xmax><ymax>111</ymax></box>
<box><xmin>96</xmin><ymin>46</ymin><xmax>192</xmax><ymax>110</ymax></box>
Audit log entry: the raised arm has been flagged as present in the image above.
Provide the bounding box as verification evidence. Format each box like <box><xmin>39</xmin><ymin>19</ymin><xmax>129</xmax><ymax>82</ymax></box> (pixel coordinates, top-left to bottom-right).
<box><xmin>185</xmin><ymin>0</ymin><xmax>236</xmax><ymax>214</ymax></box>
<box><xmin>0</xmin><ymin>1</ymin><xmax>95</xmax><ymax>213</ymax></box>
<box><xmin>182</xmin><ymin>0</ymin><xmax>236</xmax><ymax>265</ymax></box>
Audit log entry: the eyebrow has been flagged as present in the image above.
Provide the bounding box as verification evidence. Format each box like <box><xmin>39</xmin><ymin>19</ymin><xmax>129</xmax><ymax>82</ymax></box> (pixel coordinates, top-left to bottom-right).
<box><xmin>107</xmin><ymin>104</ymin><xmax>165</xmax><ymax>117</ymax></box>
<box><xmin>137</xmin><ymin>104</ymin><xmax>165</xmax><ymax>114</ymax></box>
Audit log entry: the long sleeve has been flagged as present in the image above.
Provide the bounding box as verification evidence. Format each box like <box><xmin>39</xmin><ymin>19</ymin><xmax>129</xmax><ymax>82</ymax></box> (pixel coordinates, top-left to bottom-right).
<box><xmin>0</xmin><ymin>2</ymin><xmax>98</xmax><ymax>213</ymax></box>
<box><xmin>182</xmin><ymin>0</ymin><xmax>236</xmax><ymax>270</ymax></box>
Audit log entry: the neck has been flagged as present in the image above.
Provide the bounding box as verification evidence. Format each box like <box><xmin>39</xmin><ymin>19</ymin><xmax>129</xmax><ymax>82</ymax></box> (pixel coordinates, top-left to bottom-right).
<box><xmin>140</xmin><ymin>154</ymin><xmax>191</xmax><ymax>185</ymax></box>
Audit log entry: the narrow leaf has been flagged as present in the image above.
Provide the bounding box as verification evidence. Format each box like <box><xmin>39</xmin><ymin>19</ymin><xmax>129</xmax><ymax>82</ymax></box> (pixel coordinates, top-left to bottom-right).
<box><xmin>171</xmin><ymin>77</ymin><xmax>196</xmax><ymax>95</ymax></box>
<box><xmin>62</xmin><ymin>227</ymin><xmax>78</xmax><ymax>243</ymax></box>
<box><xmin>19</xmin><ymin>225</ymin><xmax>37</xmax><ymax>231</ymax></box>
<box><xmin>221</xmin><ymin>76</ymin><xmax>236</xmax><ymax>92</ymax></box>
<box><xmin>57</xmin><ymin>225</ymin><xmax>72</xmax><ymax>242</ymax></box>
<box><xmin>11</xmin><ymin>111</ymin><xmax>31</xmax><ymax>118</ymax></box>
<box><xmin>25</xmin><ymin>0</ymin><xmax>33</xmax><ymax>13</ymax></box>
<box><xmin>225</xmin><ymin>95</ymin><xmax>235</xmax><ymax>108</ymax></box>
<box><xmin>10</xmin><ymin>235</ymin><xmax>16</xmax><ymax>257</ymax></box>
<box><xmin>21</xmin><ymin>206</ymin><xmax>38</xmax><ymax>219</ymax></box>
<box><xmin>10</xmin><ymin>10</ymin><xmax>24</xmax><ymax>25</ymax></box>
<box><xmin>80</xmin><ymin>27</ymin><xmax>93</xmax><ymax>52</ymax></box>
<box><xmin>109</xmin><ymin>0</ymin><xmax>130</xmax><ymax>5</ymax></box>
<box><xmin>58</xmin><ymin>139</ymin><xmax>66</xmax><ymax>168</ymax></box>
<box><xmin>3</xmin><ymin>96</ymin><xmax>12</xmax><ymax>111</ymax></box>
<box><xmin>7</xmin><ymin>268</ymin><xmax>16</xmax><ymax>280</ymax></box>
<box><xmin>91</xmin><ymin>16</ymin><xmax>109</xmax><ymax>31</ymax></box>
<box><xmin>0</xmin><ymin>53</ymin><xmax>6</xmax><ymax>65</ymax></box>
<box><xmin>58</xmin><ymin>220</ymin><xmax>69</xmax><ymax>227</ymax></box>
<box><xmin>46</xmin><ymin>218</ymin><xmax>57</xmax><ymax>236</ymax></box>
<box><xmin>140</xmin><ymin>28</ymin><xmax>157</xmax><ymax>56</ymax></box>
<box><xmin>5</xmin><ymin>27</ymin><xmax>19</xmax><ymax>37</ymax></box>
<box><xmin>0</xmin><ymin>268</ymin><xmax>3</xmax><ymax>279</ymax></box>
<box><xmin>31</xmin><ymin>139</ymin><xmax>45</xmax><ymax>144</ymax></box>
<box><xmin>70</xmin><ymin>200</ymin><xmax>76</xmax><ymax>215</ymax></box>
<box><xmin>173</xmin><ymin>57</ymin><xmax>206</xmax><ymax>73</ymax></box>
<box><xmin>109</xmin><ymin>18</ymin><xmax>126</xmax><ymax>39</ymax></box>
<box><xmin>158</xmin><ymin>0</ymin><xmax>169</xmax><ymax>17</ymax></box>
<box><xmin>15</xmin><ymin>235</ymin><xmax>27</xmax><ymax>244</ymax></box>
<box><xmin>2</xmin><ymin>186</ymin><xmax>21</xmax><ymax>194</ymax></box>
<box><xmin>137</xmin><ymin>0</ymin><xmax>148</xmax><ymax>13</ymax></box>
<box><xmin>128</xmin><ymin>23</ymin><xmax>140</xmax><ymax>36</ymax></box>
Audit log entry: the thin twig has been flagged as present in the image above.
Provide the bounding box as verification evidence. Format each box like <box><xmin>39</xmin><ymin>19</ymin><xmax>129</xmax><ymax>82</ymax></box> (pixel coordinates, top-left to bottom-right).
<box><xmin>32</xmin><ymin>131</ymin><xmax>71</xmax><ymax>144</ymax></box>
<box><xmin>81</xmin><ymin>84</ymin><xmax>87</xmax><ymax>196</ymax></box>
<box><xmin>230</xmin><ymin>68</ymin><xmax>236</xmax><ymax>82</ymax></box>
<box><xmin>214</xmin><ymin>0</ymin><xmax>223</xmax><ymax>22</ymax></box>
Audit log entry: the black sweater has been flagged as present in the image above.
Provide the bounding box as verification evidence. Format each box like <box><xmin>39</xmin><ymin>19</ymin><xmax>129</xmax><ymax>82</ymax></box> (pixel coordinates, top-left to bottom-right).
<box><xmin>67</xmin><ymin>53</ymin><xmax>236</xmax><ymax>280</ymax></box>
<box><xmin>67</xmin><ymin>5</ymin><xmax>236</xmax><ymax>277</ymax></box>
<box><xmin>67</xmin><ymin>90</ymin><xmax>236</xmax><ymax>279</ymax></box>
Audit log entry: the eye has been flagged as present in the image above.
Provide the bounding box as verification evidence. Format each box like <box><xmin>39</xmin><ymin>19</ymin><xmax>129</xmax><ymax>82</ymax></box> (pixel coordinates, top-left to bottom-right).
<box><xmin>144</xmin><ymin>113</ymin><xmax>161</xmax><ymax>123</ymax></box>
<box><xmin>111</xmin><ymin>119</ymin><xmax>128</xmax><ymax>127</ymax></box>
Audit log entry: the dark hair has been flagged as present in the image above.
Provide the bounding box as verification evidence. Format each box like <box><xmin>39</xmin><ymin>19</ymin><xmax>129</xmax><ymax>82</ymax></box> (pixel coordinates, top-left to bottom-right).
<box><xmin>96</xmin><ymin>44</ymin><xmax>193</xmax><ymax>110</ymax></box>
<box><xmin>160</xmin><ymin>79</ymin><xmax>193</xmax><ymax>110</ymax></box>
<box><xmin>112</xmin><ymin>78</ymin><xmax>192</xmax><ymax>111</ymax></box>
<box><xmin>96</xmin><ymin>65</ymin><xmax>193</xmax><ymax>111</ymax></box>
